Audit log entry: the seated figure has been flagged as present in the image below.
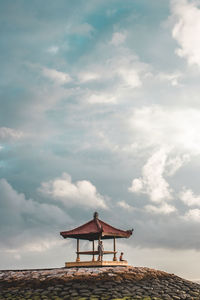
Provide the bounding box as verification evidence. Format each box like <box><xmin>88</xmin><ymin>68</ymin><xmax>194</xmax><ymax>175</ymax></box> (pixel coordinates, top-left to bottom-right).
<box><xmin>119</xmin><ymin>252</ymin><xmax>125</xmax><ymax>261</ymax></box>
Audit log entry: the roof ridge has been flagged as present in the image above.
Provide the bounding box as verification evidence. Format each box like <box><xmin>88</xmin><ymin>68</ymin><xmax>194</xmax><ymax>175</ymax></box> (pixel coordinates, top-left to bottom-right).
<box><xmin>94</xmin><ymin>217</ymin><xmax>103</xmax><ymax>233</ymax></box>
<box><xmin>99</xmin><ymin>219</ymin><xmax>133</xmax><ymax>234</ymax></box>
<box><xmin>60</xmin><ymin>219</ymin><xmax>94</xmax><ymax>235</ymax></box>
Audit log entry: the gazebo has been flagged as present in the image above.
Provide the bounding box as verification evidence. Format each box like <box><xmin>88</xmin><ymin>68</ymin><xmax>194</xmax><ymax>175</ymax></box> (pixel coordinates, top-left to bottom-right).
<box><xmin>60</xmin><ymin>212</ymin><xmax>133</xmax><ymax>267</ymax></box>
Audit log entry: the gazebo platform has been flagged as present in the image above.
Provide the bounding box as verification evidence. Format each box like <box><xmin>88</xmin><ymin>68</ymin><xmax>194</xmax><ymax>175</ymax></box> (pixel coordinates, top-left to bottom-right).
<box><xmin>65</xmin><ymin>260</ymin><xmax>128</xmax><ymax>268</ymax></box>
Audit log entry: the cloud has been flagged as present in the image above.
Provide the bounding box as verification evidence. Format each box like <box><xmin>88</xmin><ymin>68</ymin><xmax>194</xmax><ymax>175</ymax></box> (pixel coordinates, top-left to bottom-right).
<box><xmin>145</xmin><ymin>203</ymin><xmax>176</xmax><ymax>215</ymax></box>
<box><xmin>108</xmin><ymin>54</ymin><xmax>144</xmax><ymax>88</ymax></box>
<box><xmin>117</xmin><ymin>200</ymin><xmax>134</xmax><ymax>211</ymax></box>
<box><xmin>0</xmin><ymin>179</ymin><xmax>71</xmax><ymax>248</ymax></box>
<box><xmin>110</xmin><ymin>31</ymin><xmax>126</xmax><ymax>46</ymax></box>
<box><xmin>157</xmin><ymin>71</ymin><xmax>183</xmax><ymax>86</ymax></box>
<box><xmin>129</xmin><ymin>106</ymin><xmax>200</xmax><ymax>154</ymax></box>
<box><xmin>0</xmin><ymin>127</ymin><xmax>24</xmax><ymax>141</ymax></box>
<box><xmin>171</xmin><ymin>0</ymin><xmax>200</xmax><ymax>67</ymax></box>
<box><xmin>128</xmin><ymin>148</ymin><xmax>189</xmax><ymax>215</ymax></box>
<box><xmin>39</xmin><ymin>172</ymin><xmax>108</xmax><ymax>209</ymax></box>
<box><xmin>75</xmin><ymin>49</ymin><xmax>146</xmax><ymax>99</ymax></box>
<box><xmin>184</xmin><ymin>209</ymin><xmax>200</xmax><ymax>222</ymax></box>
<box><xmin>117</xmin><ymin>67</ymin><xmax>142</xmax><ymax>88</ymax></box>
<box><xmin>87</xmin><ymin>92</ymin><xmax>117</xmax><ymax>104</ymax></box>
<box><xmin>165</xmin><ymin>154</ymin><xmax>190</xmax><ymax>176</ymax></box>
<box><xmin>129</xmin><ymin>149</ymin><xmax>173</xmax><ymax>203</ymax></box>
<box><xmin>47</xmin><ymin>46</ymin><xmax>59</xmax><ymax>54</ymax></box>
<box><xmin>180</xmin><ymin>188</ymin><xmax>200</xmax><ymax>207</ymax></box>
<box><xmin>42</xmin><ymin>67</ymin><xmax>72</xmax><ymax>85</ymax></box>
<box><xmin>78</xmin><ymin>72</ymin><xmax>100</xmax><ymax>83</ymax></box>
<box><xmin>16</xmin><ymin>238</ymin><xmax>65</xmax><ymax>253</ymax></box>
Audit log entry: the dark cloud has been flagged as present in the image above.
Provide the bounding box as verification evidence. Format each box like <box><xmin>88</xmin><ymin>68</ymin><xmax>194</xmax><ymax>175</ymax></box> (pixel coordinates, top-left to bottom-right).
<box><xmin>0</xmin><ymin>179</ymin><xmax>72</xmax><ymax>248</ymax></box>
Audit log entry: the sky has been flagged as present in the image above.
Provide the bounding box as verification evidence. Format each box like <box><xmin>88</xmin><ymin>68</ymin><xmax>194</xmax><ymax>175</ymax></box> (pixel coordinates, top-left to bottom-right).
<box><xmin>1</xmin><ymin>0</ymin><xmax>200</xmax><ymax>280</ymax></box>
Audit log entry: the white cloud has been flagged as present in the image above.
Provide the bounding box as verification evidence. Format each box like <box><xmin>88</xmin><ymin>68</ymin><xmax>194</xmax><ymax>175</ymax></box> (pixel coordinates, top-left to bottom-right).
<box><xmin>180</xmin><ymin>188</ymin><xmax>200</xmax><ymax>207</ymax></box>
<box><xmin>157</xmin><ymin>71</ymin><xmax>183</xmax><ymax>86</ymax></box>
<box><xmin>76</xmin><ymin>51</ymin><xmax>146</xmax><ymax>99</ymax></box>
<box><xmin>42</xmin><ymin>67</ymin><xmax>72</xmax><ymax>85</ymax></box>
<box><xmin>145</xmin><ymin>203</ymin><xmax>176</xmax><ymax>215</ymax></box>
<box><xmin>107</xmin><ymin>54</ymin><xmax>144</xmax><ymax>88</ymax></box>
<box><xmin>128</xmin><ymin>148</ymin><xmax>188</xmax><ymax>214</ymax></box>
<box><xmin>87</xmin><ymin>92</ymin><xmax>117</xmax><ymax>104</ymax></box>
<box><xmin>47</xmin><ymin>46</ymin><xmax>59</xmax><ymax>54</ymax></box>
<box><xmin>184</xmin><ymin>208</ymin><xmax>200</xmax><ymax>222</ymax></box>
<box><xmin>117</xmin><ymin>67</ymin><xmax>142</xmax><ymax>88</ymax></box>
<box><xmin>110</xmin><ymin>32</ymin><xmax>126</xmax><ymax>46</ymax></box>
<box><xmin>129</xmin><ymin>178</ymin><xmax>143</xmax><ymax>193</ymax></box>
<box><xmin>0</xmin><ymin>127</ymin><xmax>24</xmax><ymax>141</ymax></box>
<box><xmin>78</xmin><ymin>72</ymin><xmax>100</xmax><ymax>83</ymax></box>
<box><xmin>117</xmin><ymin>200</ymin><xmax>134</xmax><ymax>211</ymax></box>
<box><xmin>129</xmin><ymin>149</ymin><xmax>173</xmax><ymax>203</ymax></box>
<box><xmin>165</xmin><ymin>154</ymin><xmax>190</xmax><ymax>176</ymax></box>
<box><xmin>129</xmin><ymin>106</ymin><xmax>200</xmax><ymax>154</ymax></box>
<box><xmin>171</xmin><ymin>0</ymin><xmax>200</xmax><ymax>67</ymax></box>
<box><xmin>39</xmin><ymin>173</ymin><xmax>108</xmax><ymax>209</ymax></box>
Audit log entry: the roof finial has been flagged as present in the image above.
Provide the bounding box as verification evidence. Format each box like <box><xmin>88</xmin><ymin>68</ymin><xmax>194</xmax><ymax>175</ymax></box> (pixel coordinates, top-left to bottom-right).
<box><xmin>93</xmin><ymin>211</ymin><xmax>99</xmax><ymax>219</ymax></box>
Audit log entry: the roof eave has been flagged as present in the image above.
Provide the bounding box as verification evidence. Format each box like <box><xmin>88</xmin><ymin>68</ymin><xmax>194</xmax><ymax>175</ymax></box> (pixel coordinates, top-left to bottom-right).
<box><xmin>60</xmin><ymin>230</ymin><xmax>133</xmax><ymax>240</ymax></box>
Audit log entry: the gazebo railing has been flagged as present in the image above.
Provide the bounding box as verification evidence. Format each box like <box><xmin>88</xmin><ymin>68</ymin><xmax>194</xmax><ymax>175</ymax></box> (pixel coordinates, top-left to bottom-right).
<box><xmin>76</xmin><ymin>251</ymin><xmax>117</xmax><ymax>255</ymax></box>
<box><xmin>76</xmin><ymin>250</ymin><xmax>117</xmax><ymax>262</ymax></box>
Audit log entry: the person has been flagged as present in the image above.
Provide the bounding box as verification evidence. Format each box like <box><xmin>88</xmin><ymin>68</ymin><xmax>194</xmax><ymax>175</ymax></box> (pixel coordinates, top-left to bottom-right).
<box><xmin>98</xmin><ymin>240</ymin><xmax>104</xmax><ymax>262</ymax></box>
<box><xmin>119</xmin><ymin>252</ymin><xmax>124</xmax><ymax>261</ymax></box>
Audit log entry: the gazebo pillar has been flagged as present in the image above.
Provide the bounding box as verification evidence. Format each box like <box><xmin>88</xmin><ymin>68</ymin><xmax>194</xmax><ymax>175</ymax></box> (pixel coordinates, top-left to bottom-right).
<box><xmin>76</xmin><ymin>239</ymin><xmax>80</xmax><ymax>262</ymax></box>
<box><xmin>92</xmin><ymin>240</ymin><xmax>95</xmax><ymax>261</ymax></box>
<box><xmin>113</xmin><ymin>237</ymin><xmax>117</xmax><ymax>261</ymax></box>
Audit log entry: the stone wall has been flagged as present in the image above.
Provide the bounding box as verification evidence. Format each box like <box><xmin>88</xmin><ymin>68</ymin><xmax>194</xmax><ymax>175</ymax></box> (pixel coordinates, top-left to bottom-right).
<box><xmin>0</xmin><ymin>266</ymin><xmax>200</xmax><ymax>299</ymax></box>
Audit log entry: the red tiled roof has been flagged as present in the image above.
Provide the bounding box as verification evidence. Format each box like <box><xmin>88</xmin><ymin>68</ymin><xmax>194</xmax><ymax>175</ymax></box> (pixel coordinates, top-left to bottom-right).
<box><xmin>60</xmin><ymin>212</ymin><xmax>133</xmax><ymax>240</ymax></box>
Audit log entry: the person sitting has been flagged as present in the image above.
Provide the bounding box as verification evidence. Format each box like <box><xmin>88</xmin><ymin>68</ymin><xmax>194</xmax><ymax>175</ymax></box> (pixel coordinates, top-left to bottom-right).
<box><xmin>119</xmin><ymin>252</ymin><xmax>125</xmax><ymax>261</ymax></box>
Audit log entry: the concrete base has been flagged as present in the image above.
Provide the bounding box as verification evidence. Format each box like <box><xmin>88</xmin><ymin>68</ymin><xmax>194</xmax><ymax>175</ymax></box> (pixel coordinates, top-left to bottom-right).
<box><xmin>65</xmin><ymin>260</ymin><xmax>128</xmax><ymax>268</ymax></box>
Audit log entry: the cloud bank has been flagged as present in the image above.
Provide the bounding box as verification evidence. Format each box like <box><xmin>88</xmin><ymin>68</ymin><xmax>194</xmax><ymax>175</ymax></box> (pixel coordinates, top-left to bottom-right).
<box><xmin>39</xmin><ymin>173</ymin><xmax>108</xmax><ymax>209</ymax></box>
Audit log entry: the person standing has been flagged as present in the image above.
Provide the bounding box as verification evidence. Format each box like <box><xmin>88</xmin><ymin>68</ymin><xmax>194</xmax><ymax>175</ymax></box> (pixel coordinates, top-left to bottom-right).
<box><xmin>98</xmin><ymin>240</ymin><xmax>104</xmax><ymax>262</ymax></box>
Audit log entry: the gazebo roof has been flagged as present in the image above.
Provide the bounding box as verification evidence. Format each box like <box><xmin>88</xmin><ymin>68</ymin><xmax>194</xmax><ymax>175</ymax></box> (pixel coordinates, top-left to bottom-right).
<box><xmin>60</xmin><ymin>212</ymin><xmax>133</xmax><ymax>241</ymax></box>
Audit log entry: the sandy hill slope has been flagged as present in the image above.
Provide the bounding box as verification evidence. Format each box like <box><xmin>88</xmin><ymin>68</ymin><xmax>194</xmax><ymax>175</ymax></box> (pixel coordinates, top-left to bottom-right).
<box><xmin>0</xmin><ymin>266</ymin><xmax>200</xmax><ymax>299</ymax></box>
